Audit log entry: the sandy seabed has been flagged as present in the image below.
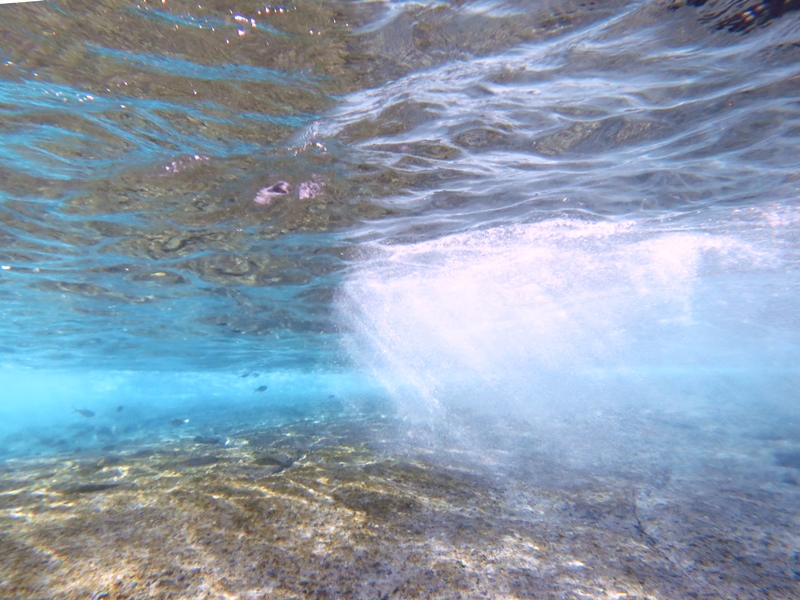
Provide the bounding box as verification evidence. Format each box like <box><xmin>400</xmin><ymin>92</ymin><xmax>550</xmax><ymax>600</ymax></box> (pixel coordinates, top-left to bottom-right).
<box><xmin>1</xmin><ymin>404</ymin><xmax>799</xmax><ymax>600</ymax></box>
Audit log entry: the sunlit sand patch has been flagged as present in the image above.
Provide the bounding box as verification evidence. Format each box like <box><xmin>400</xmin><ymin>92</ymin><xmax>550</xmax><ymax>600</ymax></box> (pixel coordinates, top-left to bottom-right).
<box><xmin>1</xmin><ymin>407</ymin><xmax>798</xmax><ymax>598</ymax></box>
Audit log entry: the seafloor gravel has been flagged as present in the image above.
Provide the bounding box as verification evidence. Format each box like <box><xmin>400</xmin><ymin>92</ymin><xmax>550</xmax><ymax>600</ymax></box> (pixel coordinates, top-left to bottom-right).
<box><xmin>1</xmin><ymin>407</ymin><xmax>798</xmax><ymax>599</ymax></box>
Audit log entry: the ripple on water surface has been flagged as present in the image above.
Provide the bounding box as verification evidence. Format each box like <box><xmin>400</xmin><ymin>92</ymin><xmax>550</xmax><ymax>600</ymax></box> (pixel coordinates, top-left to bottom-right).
<box><xmin>0</xmin><ymin>0</ymin><xmax>798</xmax><ymax>370</ymax></box>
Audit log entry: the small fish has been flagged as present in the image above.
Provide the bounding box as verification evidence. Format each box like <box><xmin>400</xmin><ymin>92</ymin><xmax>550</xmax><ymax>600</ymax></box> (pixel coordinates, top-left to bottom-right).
<box><xmin>74</xmin><ymin>408</ymin><xmax>95</xmax><ymax>418</ymax></box>
<box><xmin>159</xmin><ymin>154</ymin><xmax>209</xmax><ymax>176</ymax></box>
<box><xmin>116</xmin><ymin>405</ymin><xmax>124</xmax><ymax>412</ymax></box>
<box><xmin>194</xmin><ymin>435</ymin><xmax>225</xmax><ymax>445</ymax></box>
<box><xmin>170</xmin><ymin>418</ymin><xmax>189</xmax><ymax>426</ymax></box>
<box><xmin>254</xmin><ymin>385</ymin><xmax>268</xmax><ymax>393</ymax></box>
<box><xmin>240</xmin><ymin>372</ymin><xmax>250</xmax><ymax>378</ymax></box>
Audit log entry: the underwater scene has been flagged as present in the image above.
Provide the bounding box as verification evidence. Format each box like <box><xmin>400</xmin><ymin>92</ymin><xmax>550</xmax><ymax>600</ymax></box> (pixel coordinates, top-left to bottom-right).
<box><xmin>1</xmin><ymin>0</ymin><xmax>799</xmax><ymax>597</ymax></box>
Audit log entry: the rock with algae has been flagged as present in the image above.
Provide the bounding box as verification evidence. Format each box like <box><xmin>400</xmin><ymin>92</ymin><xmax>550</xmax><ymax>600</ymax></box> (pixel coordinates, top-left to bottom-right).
<box><xmin>0</xmin><ymin>409</ymin><xmax>798</xmax><ymax>599</ymax></box>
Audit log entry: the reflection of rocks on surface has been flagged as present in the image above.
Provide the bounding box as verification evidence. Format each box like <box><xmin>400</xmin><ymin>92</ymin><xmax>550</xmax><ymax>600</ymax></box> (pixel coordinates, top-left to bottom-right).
<box><xmin>254</xmin><ymin>177</ymin><xmax>325</xmax><ymax>204</ymax></box>
<box><xmin>298</xmin><ymin>178</ymin><xmax>325</xmax><ymax>200</ymax></box>
<box><xmin>675</xmin><ymin>0</ymin><xmax>800</xmax><ymax>33</ymax></box>
<box><xmin>253</xmin><ymin>181</ymin><xmax>291</xmax><ymax>205</ymax></box>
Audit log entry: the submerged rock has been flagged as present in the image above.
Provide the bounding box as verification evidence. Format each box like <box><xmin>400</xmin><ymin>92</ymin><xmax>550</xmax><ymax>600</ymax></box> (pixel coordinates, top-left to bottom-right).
<box><xmin>1</xmin><ymin>411</ymin><xmax>798</xmax><ymax>599</ymax></box>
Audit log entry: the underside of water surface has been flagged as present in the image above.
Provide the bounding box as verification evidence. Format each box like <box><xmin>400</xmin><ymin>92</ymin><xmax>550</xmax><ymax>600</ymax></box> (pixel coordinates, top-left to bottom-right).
<box><xmin>0</xmin><ymin>0</ymin><xmax>799</xmax><ymax>597</ymax></box>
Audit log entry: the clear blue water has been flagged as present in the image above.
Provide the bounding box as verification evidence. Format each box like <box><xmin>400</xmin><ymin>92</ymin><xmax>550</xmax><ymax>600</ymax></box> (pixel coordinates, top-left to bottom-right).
<box><xmin>3</xmin><ymin>0</ymin><xmax>798</xmax><ymax>441</ymax></box>
<box><xmin>1</xmin><ymin>0</ymin><xmax>800</xmax><ymax>594</ymax></box>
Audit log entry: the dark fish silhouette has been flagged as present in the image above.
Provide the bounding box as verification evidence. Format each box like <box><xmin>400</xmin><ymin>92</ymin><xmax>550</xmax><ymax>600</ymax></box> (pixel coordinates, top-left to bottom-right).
<box><xmin>64</xmin><ymin>483</ymin><xmax>119</xmax><ymax>494</ymax></box>
<box><xmin>194</xmin><ymin>435</ymin><xmax>225</xmax><ymax>445</ymax></box>
<box><xmin>116</xmin><ymin>405</ymin><xmax>124</xmax><ymax>412</ymax></box>
<box><xmin>254</xmin><ymin>385</ymin><xmax>267</xmax><ymax>393</ymax></box>
<box><xmin>74</xmin><ymin>408</ymin><xmax>95</xmax><ymax>418</ymax></box>
<box><xmin>183</xmin><ymin>455</ymin><xmax>219</xmax><ymax>467</ymax></box>
<box><xmin>240</xmin><ymin>372</ymin><xmax>250</xmax><ymax>378</ymax></box>
<box><xmin>170</xmin><ymin>418</ymin><xmax>189</xmax><ymax>426</ymax></box>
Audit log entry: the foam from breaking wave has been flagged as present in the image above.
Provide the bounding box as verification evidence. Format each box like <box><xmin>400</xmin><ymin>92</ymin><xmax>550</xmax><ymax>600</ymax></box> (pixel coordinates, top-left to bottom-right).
<box><xmin>340</xmin><ymin>209</ymin><xmax>800</xmax><ymax>432</ymax></box>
